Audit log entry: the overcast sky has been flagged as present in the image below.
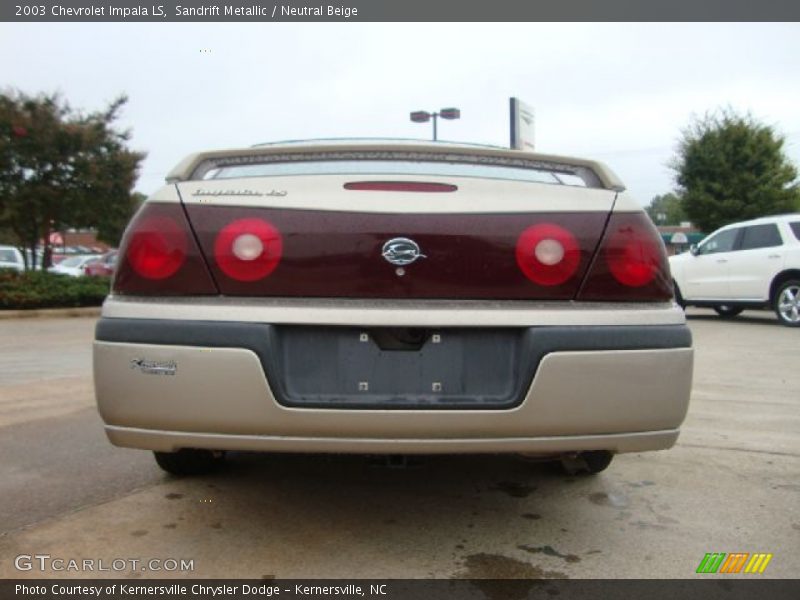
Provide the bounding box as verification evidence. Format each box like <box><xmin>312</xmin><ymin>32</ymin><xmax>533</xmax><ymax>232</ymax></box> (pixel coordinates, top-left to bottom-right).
<box><xmin>2</xmin><ymin>22</ymin><xmax>799</xmax><ymax>204</ymax></box>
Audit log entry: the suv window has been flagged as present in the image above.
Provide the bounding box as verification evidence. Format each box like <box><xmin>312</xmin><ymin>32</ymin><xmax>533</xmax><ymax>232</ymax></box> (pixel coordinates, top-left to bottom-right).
<box><xmin>740</xmin><ymin>224</ymin><xmax>782</xmax><ymax>250</ymax></box>
<box><xmin>790</xmin><ymin>222</ymin><xmax>800</xmax><ymax>241</ymax></box>
<box><xmin>698</xmin><ymin>228</ymin><xmax>739</xmax><ymax>255</ymax></box>
<box><xmin>0</xmin><ymin>249</ymin><xmax>18</xmax><ymax>263</ymax></box>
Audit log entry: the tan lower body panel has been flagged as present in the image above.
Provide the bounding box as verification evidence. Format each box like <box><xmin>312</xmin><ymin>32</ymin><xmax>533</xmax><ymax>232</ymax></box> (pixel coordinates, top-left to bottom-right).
<box><xmin>94</xmin><ymin>342</ymin><xmax>692</xmax><ymax>455</ymax></box>
<box><xmin>105</xmin><ymin>426</ymin><xmax>679</xmax><ymax>454</ymax></box>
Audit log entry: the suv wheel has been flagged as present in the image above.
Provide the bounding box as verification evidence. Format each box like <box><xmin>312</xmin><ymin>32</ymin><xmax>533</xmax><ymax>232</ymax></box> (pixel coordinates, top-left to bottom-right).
<box><xmin>713</xmin><ymin>305</ymin><xmax>743</xmax><ymax>318</ymax></box>
<box><xmin>154</xmin><ymin>449</ymin><xmax>226</xmax><ymax>475</ymax></box>
<box><xmin>774</xmin><ymin>280</ymin><xmax>800</xmax><ymax>327</ymax></box>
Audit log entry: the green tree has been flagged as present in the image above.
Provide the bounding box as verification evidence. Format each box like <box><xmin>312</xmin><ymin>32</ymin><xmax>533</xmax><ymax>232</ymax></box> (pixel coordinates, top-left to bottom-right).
<box><xmin>671</xmin><ymin>109</ymin><xmax>799</xmax><ymax>232</ymax></box>
<box><xmin>96</xmin><ymin>191</ymin><xmax>146</xmax><ymax>247</ymax></box>
<box><xmin>0</xmin><ymin>90</ymin><xmax>145</xmax><ymax>269</ymax></box>
<box><xmin>646</xmin><ymin>193</ymin><xmax>687</xmax><ymax>226</ymax></box>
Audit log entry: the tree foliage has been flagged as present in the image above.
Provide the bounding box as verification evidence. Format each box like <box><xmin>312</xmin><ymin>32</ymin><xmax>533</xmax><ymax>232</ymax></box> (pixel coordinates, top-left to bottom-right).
<box><xmin>672</xmin><ymin>109</ymin><xmax>799</xmax><ymax>232</ymax></box>
<box><xmin>0</xmin><ymin>90</ymin><xmax>145</xmax><ymax>268</ymax></box>
<box><xmin>646</xmin><ymin>193</ymin><xmax>687</xmax><ymax>226</ymax></box>
<box><xmin>96</xmin><ymin>191</ymin><xmax>147</xmax><ymax>247</ymax></box>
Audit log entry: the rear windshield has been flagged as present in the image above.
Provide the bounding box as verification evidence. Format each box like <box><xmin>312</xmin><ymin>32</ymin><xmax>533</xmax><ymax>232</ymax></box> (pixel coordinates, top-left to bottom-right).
<box><xmin>198</xmin><ymin>152</ymin><xmax>601</xmax><ymax>188</ymax></box>
<box><xmin>207</xmin><ymin>160</ymin><xmax>590</xmax><ymax>186</ymax></box>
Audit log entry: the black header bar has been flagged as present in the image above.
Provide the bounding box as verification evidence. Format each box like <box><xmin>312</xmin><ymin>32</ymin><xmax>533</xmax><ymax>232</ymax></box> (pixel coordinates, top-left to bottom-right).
<box><xmin>3</xmin><ymin>579</ymin><xmax>800</xmax><ymax>600</ymax></box>
<box><xmin>3</xmin><ymin>0</ymin><xmax>800</xmax><ymax>22</ymax></box>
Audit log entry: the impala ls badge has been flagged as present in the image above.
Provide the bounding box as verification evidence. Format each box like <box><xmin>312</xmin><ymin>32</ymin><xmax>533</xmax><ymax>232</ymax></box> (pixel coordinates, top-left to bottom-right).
<box><xmin>382</xmin><ymin>238</ymin><xmax>426</xmax><ymax>266</ymax></box>
<box><xmin>131</xmin><ymin>358</ymin><xmax>177</xmax><ymax>376</ymax></box>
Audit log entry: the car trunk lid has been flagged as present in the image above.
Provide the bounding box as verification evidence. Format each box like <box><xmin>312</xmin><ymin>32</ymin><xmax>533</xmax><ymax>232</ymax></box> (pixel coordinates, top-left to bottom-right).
<box><xmin>175</xmin><ymin>174</ymin><xmax>616</xmax><ymax>300</ymax></box>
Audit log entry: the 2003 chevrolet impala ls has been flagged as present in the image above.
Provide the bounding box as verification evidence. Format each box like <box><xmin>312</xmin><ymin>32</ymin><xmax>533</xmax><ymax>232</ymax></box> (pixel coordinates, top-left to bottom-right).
<box><xmin>93</xmin><ymin>140</ymin><xmax>693</xmax><ymax>475</ymax></box>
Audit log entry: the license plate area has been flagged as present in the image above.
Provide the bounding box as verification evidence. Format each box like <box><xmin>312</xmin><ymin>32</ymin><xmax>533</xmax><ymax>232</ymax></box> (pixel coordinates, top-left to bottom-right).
<box><xmin>268</xmin><ymin>326</ymin><xmax>531</xmax><ymax>409</ymax></box>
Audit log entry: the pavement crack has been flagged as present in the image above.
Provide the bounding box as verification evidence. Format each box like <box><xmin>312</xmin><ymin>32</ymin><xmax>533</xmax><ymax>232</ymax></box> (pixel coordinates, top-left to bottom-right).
<box><xmin>677</xmin><ymin>443</ymin><xmax>800</xmax><ymax>458</ymax></box>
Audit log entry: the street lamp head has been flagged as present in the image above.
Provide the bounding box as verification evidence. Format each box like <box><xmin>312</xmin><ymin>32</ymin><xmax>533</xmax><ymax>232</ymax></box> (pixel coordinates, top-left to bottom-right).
<box><xmin>410</xmin><ymin>106</ymin><xmax>460</xmax><ymax>141</ymax></box>
<box><xmin>410</xmin><ymin>111</ymin><xmax>431</xmax><ymax>123</ymax></box>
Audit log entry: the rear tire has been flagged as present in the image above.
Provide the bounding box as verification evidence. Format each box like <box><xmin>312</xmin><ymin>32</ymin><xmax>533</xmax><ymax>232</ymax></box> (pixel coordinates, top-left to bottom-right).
<box><xmin>713</xmin><ymin>305</ymin><xmax>743</xmax><ymax>318</ymax></box>
<box><xmin>154</xmin><ymin>449</ymin><xmax>226</xmax><ymax>476</ymax></box>
<box><xmin>559</xmin><ymin>451</ymin><xmax>613</xmax><ymax>475</ymax></box>
<box><xmin>773</xmin><ymin>279</ymin><xmax>800</xmax><ymax>327</ymax></box>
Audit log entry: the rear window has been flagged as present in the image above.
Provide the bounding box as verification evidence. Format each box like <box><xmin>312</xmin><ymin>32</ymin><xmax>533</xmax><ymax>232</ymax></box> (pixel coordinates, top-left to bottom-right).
<box><xmin>208</xmin><ymin>160</ymin><xmax>589</xmax><ymax>187</ymax></box>
<box><xmin>740</xmin><ymin>224</ymin><xmax>782</xmax><ymax>250</ymax></box>
<box><xmin>196</xmin><ymin>151</ymin><xmax>603</xmax><ymax>188</ymax></box>
<box><xmin>790</xmin><ymin>222</ymin><xmax>800</xmax><ymax>240</ymax></box>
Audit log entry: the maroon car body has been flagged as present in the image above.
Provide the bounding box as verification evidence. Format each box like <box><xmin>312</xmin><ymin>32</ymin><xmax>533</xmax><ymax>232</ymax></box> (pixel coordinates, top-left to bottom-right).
<box><xmin>84</xmin><ymin>252</ymin><xmax>117</xmax><ymax>277</ymax></box>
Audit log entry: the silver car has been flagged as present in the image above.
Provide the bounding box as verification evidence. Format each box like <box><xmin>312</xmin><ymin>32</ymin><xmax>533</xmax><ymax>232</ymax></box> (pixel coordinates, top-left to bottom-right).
<box><xmin>0</xmin><ymin>245</ymin><xmax>25</xmax><ymax>272</ymax></box>
<box><xmin>48</xmin><ymin>254</ymin><xmax>102</xmax><ymax>277</ymax></box>
<box><xmin>94</xmin><ymin>140</ymin><xmax>693</xmax><ymax>476</ymax></box>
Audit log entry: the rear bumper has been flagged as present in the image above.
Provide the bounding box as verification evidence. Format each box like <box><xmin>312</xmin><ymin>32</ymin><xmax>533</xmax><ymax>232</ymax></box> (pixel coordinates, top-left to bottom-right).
<box><xmin>104</xmin><ymin>426</ymin><xmax>681</xmax><ymax>455</ymax></box>
<box><xmin>93</xmin><ymin>314</ymin><xmax>693</xmax><ymax>455</ymax></box>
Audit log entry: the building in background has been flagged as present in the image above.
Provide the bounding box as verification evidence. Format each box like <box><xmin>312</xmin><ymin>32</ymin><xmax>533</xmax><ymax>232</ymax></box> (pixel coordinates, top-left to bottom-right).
<box><xmin>658</xmin><ymin>224</ymin><xmax>705</xmax><ymax>256</ymax></box>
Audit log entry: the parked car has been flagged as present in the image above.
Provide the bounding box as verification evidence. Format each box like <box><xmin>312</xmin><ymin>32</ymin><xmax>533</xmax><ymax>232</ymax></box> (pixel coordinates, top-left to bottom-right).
<box><xmin>0</xmin><ymin>245</ymin><xmax>25</xmax><ymax>272</ymax></box>
<box><xmin>670</xmin><ymin>214</ymin><xmax>800</xmax><ymax>327</ymax></box>
<box><xmin>93</xmin><ymin>139</ymin><xmax>693</xmax><ymax>476</ymax></box>
<box><xmin>24</xmin><ymin>248</ymin><xmax>45</xmax><ymax>269</ymax></box>
<box><xmin>48</xmin><ymin>254</ymin><xmax>101</xmax><ymax>277</ymax></box>
<box><xmin>83</xmin><ymin>251</ymin><xmax>117</xmax><ymax>277</ymax></box>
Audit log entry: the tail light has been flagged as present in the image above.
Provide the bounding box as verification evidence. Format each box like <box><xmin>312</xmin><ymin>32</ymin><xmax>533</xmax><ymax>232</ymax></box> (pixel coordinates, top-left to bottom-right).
<box><xmin>127</xmin><ymin>215</ymin><xmax>187</xmax><ymax>280</ymax></box>
<box><xmin>515</xmin><ymin>223</ymin><xmax>581</xmax><ymax>286</ymax></box>
<box><xmin>213</xmin><ymin>218</ymin><xmax>283</xmax><ymax>282</ymax></box>
<box><xmin>113</xmin><ymin>203</ymin><xmax>217</xmax><ymax>296</ymax></box>
<box><xmin>578</xmin><ymin>212</ymin><xmax>673</xmax><ymax>302</ymax></box>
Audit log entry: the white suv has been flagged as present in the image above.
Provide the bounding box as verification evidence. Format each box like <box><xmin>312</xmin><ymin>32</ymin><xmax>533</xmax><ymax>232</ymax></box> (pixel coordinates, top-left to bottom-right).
<box><xmin>669</xmin><ymin>214</ymin><xmax>800</xmax><ymax>327</ymax></box>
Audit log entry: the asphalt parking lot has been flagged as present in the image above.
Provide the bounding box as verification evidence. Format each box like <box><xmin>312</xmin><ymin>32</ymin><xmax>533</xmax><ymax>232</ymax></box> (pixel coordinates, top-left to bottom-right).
<box><xmin>0</xmin><ymin>310</ymin><xmax>797</xmax><ymax>579</ymax></box>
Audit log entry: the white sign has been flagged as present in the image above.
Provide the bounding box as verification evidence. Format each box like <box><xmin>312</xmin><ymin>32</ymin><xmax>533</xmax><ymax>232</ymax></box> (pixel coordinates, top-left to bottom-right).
<box><xmin>670</xmin><ymin>232</ymin><xmax>689</xmax><ymax>244</ymax></box>
<box><xmin>510</xmin><ymin>97</ymin><xmax>535</xmax><ymax>151</ymax></box>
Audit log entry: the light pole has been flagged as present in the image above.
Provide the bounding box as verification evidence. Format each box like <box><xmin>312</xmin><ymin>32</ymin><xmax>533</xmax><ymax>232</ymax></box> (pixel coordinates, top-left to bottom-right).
<box><xmin>410</xmin><ymin>107</ymin><xmax>460</xmax><ymax>141</ymax></box>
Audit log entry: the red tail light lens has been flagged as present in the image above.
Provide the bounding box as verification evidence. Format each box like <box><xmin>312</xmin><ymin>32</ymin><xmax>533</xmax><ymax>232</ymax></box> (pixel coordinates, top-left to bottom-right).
<box><xmin>515</xmin><ymin>223</ymin><xmax>581</xmax><ymax>286</ymax></box>
<box><xmin>578</xmin><ymin>212</ymin><xmax>673</xmax><ymax>302</ymax></box>
<box><xmin>214</xmin><ymin>218</ymin><xmax>283</xmax><ymax>282</ymax></box>
<box><xmin>605</xmin><ymin>225</ymin><xmax>661</xmax><ymax>287</ymax></box>
<box><xmin>113</xmin><ymin>203</ymin><xmax>218</xmax><ymax>296</ymax></box>
<box><xmin>344</xmin><ymin>181</ymin><xmax>457</xmax><ymax>193</ymax></box>
<box><xmin>127</xmin><ymin>215</ymin><xmax>187</xmax><ymax>280</ymax></box>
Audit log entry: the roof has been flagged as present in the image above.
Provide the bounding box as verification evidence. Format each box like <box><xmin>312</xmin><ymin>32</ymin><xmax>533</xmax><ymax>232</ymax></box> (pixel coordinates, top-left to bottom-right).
<box><xmin>165</xmin><ymin>139</ymin><xmax>626</xmax><ymax>192</ymax></box>
<box><xmin>741</xmin><ymin>213</ymin><xmax>800</xmax><ymax>224</ymax></box>
<box><xmin>713</xmin><ymin>213</ymin><xmax>800</xmax><ymax>231</ymax></box>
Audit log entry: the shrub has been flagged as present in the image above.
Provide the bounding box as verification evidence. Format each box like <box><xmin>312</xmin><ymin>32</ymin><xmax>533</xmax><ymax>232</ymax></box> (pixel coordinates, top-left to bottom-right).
<box><xmin>0</xmin><ymin>269</ymin><xmax>110</xmax><ymax>310</ymax></box>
